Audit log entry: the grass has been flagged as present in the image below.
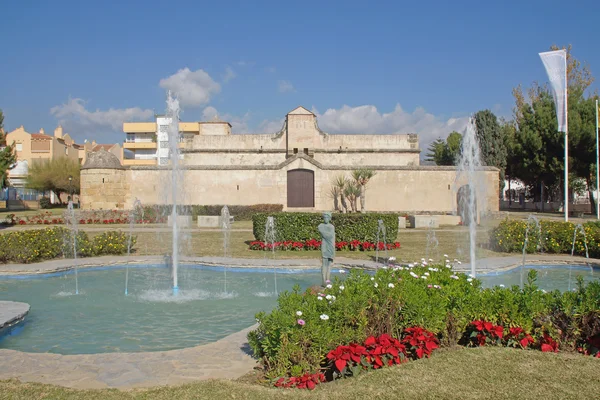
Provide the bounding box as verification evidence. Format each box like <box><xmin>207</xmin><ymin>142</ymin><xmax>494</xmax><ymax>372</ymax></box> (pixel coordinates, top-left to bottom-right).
<box><xmin>1</xmin><ymin>347</ymin><xmax>598</xmax><ymax>399</ymax></box>
<box><xmin>125</xmin><ymin>227</ymin><xmax>504</xmax><ymax>262</ymax></box>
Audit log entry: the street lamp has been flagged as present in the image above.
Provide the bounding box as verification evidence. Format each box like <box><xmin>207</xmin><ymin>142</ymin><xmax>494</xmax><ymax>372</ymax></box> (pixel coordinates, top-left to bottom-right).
<box><xmin>68</xmin><ymin>175</ymin><xmax>73</xmax><ymax>204</ymax></box>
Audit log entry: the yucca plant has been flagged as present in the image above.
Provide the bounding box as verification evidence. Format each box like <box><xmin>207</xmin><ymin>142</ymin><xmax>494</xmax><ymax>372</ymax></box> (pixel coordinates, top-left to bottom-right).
<box><xmin>352</xmin><ymin>169</ymin><xmax>377</xmax><ymax>213</ymax></box>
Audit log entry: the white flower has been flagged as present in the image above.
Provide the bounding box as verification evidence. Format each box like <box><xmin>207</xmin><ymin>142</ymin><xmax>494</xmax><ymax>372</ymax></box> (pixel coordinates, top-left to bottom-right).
<box><xmin>454</xmin><ymin>259</ymin><xmax>458</xmax><ymax>262</ymax></box>
<box><xmin>467</xmin><ymin>278</ymin><xmax>473</xmax><ymax>282</ymax></box>
<box><xmin>408</xmin><ymin>263</ymin><xmax>414</xmax><ymax>268</ymax></box>
<box><xmin>397</xmin><ymin>266</ymin><xmax>404</xmax><ymax>270</ymax></box>
<box><xmin>320</xmin><ymin>314</ymin><xmax>329</xmax><ymax>320</ymax></box>
<box><xmin>428</xmin><ymin>258</ymin><xmax>433</xmax><ymax>262</ymax></box>
<box><xmin>410</xmin><ymin>271</ymin><xmax>419</xmax><ymax>278</ymax></box>
<box><xmin>382</xmin><ymin>266</ymin><xmax>388</xmax><ymax>270</ymax></box>
<box><xmin>424</xmin><ymin>272</ymin><xmax>430</xmax><ymax>276</ymax></box>
<box><xmin>371</xmin><ymin>277</ymin><xmax>375</xmax><ymax>281</ymax></box>
<box><xmin>421</xmin><ymin>258</ymin><xmax>425</xmax><ymax>261</ymax></box>
<box><xmin>445</xmin><ymin>264</ymin><xmax>451</xmax><ymax>268</ymax></box>
<box><xmin>457</xmin><ymin>261</ymin><xmax>462</xmax><ymax>265</ymax></box>
<box><xmin>499</xmin><ymin>284</ymin><xmax>505</xmax><ymax>288</ymax></box>
<box><xmin>339</xmin><ymin>269</ymin><xmax>346</xmax><ymax>274</ymax></box>
<box><xmin>388</xmin><ymin>283</ymin><xmax>395</xmax><ymax>288</ymax></box>
<box><xmin>296</xmin><ymin>311</ymin><xmax>303</xmax><ymax>316</ymax></box>
<box><xmin>317</xmin><ymin>296</ymin><xmax>323</xmax><ymax>301</ymax></box>
<box><xmin>421</xmin><ymin>275</ymin><xmax>428</xmax><ymax>280</ymax></box>
<box><xmin>326</xmin><ymin>295</ymin><xmax>332</xmax><ymax>300</ymax></box>
<box><xmin>450</xmin><ymin>275</ymin><xmax>459</xmax><ymax>280</ymax></box>
<box><xmin>422</xmin><ymin>261</ymin><xmax>428</xmax><ymax>266</ymax></box>
<box><xmin>468</xmin><ymin>274</ymin><xmax>475</xmax><ymax>278</ymax></box>
<box><xmin>339</xmin><ymin>285</ymin><xmax>345</xmax><ymax>291</ymax></box>
<box><xmin>374</xmin><ymin>283</ymin><xmax>379</xmax><ymax>288</ymax></box>
<box><xmin>331</xmin><ymin>295</ymin><xmax>336</xmax><ymax>300</ymax></box>
<box><xmin>326</xmin><ymin>284</ymin><xmax>333</xmax><ymax>289</ymax></box>
<box><xmin>542</xmin><ymin>289</ymin><xmax>547</xmax><ymax>293</ymax></box>
<box><xmin>443</xmin><ymin>254</ymin><xmax>448</xmax><ymax>258</ymax></box>
<box><xmin>434</xmin><ymin>285</ymin><xmax>441</xmax><ymax>289</ymax></box>
<box><xmin>389</xmin><ymin>256</ymin><xmax>396</xmax><ymax>261</ymax></box>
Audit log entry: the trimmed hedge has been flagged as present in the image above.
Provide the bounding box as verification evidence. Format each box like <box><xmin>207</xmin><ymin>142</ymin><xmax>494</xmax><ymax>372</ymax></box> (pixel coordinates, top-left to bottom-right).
<box><xmin>490</xmin><ymin>218</ymin><xmax>600</xmax><ymax>257</ymax></box>
<box><xmin>139</xmin><ymin>204</ymin><xmax>283</xmax><ymax>222</ymax></box>
<box><xmin>252</xmin><ymin>212</ymin><xmax>399</xmax><ymax>242</ymax></box>
<box><xmin>0</xmin><ymin>227</ymin><xmax>136</xmax><ymax>263</ymax></box>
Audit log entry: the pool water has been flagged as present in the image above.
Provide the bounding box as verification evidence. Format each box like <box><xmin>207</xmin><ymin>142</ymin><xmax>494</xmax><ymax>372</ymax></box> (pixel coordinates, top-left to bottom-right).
<box><xmin>0</xmin><ymin>264</ymin><xmax>597</xmax><ymax>355</ymax></box>
<box><xmin>479</xmin><ymin>264</ymin><xmax>598</xmax><ymax>291</ymax></box>
<box><xmin>0</xmin><ymin>265</ymin><xmax>322</xmax><ymax>354</ymax></box>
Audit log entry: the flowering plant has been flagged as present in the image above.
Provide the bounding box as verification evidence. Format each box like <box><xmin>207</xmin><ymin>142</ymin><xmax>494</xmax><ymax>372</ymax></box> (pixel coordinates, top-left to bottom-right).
<box><xmin>468</xmin><ymin>320</ymin><xmax>504</xmax><ymax>346</ymax></box>
<box><xmin>274</xmin><ymin>372</ymin><xmax>325</xmax><ymax>390</ymax></box>
<box><xmin>248</xmin><ymin>239</ymin><xmax>400</xmax><ymax>252</ymax></box>
<box><xmin>401</xmin><ymin>327</ymin><xmax>439</xmax><ymax>359</ymax></box>
<box><xmin>504</xmin><ymin>326</ymin><xmax>535</xmax><ymax>349</ymax></box>
<box><xmin>539</xmin><ymin>333</ymin><xmax>559</xmax><ymax>353</ymax></box>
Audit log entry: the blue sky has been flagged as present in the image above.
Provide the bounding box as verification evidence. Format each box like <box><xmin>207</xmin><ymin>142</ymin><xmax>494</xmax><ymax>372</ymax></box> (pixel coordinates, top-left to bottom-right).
<box><xmin>1</xmin><ymin>0</ymin><xmax>599</xmax><ymax>149</ymax></box>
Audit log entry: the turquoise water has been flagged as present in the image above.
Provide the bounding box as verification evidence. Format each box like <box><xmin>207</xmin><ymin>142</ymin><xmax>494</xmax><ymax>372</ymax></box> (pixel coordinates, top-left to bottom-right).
<box><xmin>478</xmin><ymin>264</ymin><xmax>598</xmax><ymax>291</ymax></box>
<box><xmin>0</xmin><ymin>265</ymin><xmax>322</xmax><ymax>354</ymax></box>
<box><xmin>0</xmin><ymin>264</ymin><xmax>597</xmax><ymax>355</ymax></box>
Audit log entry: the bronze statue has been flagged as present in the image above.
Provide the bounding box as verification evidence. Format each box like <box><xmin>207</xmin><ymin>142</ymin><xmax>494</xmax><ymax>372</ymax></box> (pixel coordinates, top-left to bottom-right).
<box><xmin>318</xmin><ymin>212</ymin><xmax>335</xmax><ymax>286</ymax></box>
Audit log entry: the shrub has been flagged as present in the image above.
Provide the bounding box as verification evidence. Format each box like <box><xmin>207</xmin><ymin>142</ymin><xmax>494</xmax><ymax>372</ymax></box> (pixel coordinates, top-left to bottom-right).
<box><xmin>39</xmin><ymin>197</ymin><xmax>51</xmax><ymax>209</ymax></box>
<box><xmin>0</xmin><ymin>228</ymin><xmax>135</xmax><ymax>263</ymax></box>
<box><xmin>252</xmin><ymin>212</ymin><xmax>399</xmax><ymax>242</ymax></box>
<box><xmin>249</xmin><ymin>265</ymin><xmax>600</xmax><ymax>381</ymax></box>
<box><xmin>490</xmin><ymin>218</ymin><xmax>600</xmax><ymax>257</ymax></box>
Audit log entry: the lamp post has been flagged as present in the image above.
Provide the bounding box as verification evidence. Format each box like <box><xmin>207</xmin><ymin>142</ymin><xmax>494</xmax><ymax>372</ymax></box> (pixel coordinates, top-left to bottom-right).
<box><xmin>68</xmin><ymin>175</ymin><xmax>73</xmax><ymax>204</ymax></box>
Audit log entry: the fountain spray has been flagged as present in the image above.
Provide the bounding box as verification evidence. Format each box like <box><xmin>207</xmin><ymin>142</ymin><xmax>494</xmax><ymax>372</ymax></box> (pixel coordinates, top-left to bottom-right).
<box><xmin>166</xmin><ymin>91</ymin><xmax>181</xmax><ymax>294</ymax></box>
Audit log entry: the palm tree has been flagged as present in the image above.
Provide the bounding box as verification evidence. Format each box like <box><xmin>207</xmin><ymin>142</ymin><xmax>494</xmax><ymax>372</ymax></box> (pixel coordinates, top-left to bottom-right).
<box><xmin>343</xmin><ymin>182</ymin><xmax>361</xmax><ymax>213</ymax></box>
<box><xmin>352</xmin><ymin>169</ymin><xmax>377</xmax><ymax>213</ymax></box>
<box><xmin>333</xmin><ymin>175</ymin><xmax>348</xmax><ymax>213</ymax></box>
<box><xmin>329</xmin><ymin>186</ymin><xmax>340</xmax><ymax>212</ymax></box>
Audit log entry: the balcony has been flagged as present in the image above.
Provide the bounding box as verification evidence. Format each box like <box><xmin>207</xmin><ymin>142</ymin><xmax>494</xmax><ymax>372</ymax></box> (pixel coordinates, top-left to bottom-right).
<box><xmin>123</xmin><ymin>142</ymin><xmax>157</xmax><ymax>149</ymax></box>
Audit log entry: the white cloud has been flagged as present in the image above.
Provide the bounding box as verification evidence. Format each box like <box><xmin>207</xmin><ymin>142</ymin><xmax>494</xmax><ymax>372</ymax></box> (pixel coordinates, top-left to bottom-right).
<box><xmin>223</xmin><ymin>66</ymin><xmax>236</xmax><ymax>83</ymax></box>
<box><xmin>278</xmin><ymin>80</ymin><xmax>295</xmax><ymax>93</ymax></box>
<box><xmin>159</xmin><ymin>68</ymin><xmax>221</xmax><ymax>107</ymax></box>
<box><xmin>311</xmin><ymin>104</ymin><xmax>469</xmax><ymax>153</ymax></box>
<box><xmin>265</xmin><ymin>66</ymin><xmax>277</xmax><ymax>73</ymax></box>
<box><xmin>201</xmin><ymin>106</ymin><xmax>252</xmax><ymax>133</ymax></box>
<box><xmin>50</xmin><ymin>97</ymin><xmax>153</xmax><ymax>142</ymax></box>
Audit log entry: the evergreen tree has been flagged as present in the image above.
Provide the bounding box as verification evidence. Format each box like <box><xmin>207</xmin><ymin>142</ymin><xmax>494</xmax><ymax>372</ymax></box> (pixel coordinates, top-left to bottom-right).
<box><xmin>0</xmin><ymin>109</ymin><xmax>17</xmax><ymax>189</ymax></box>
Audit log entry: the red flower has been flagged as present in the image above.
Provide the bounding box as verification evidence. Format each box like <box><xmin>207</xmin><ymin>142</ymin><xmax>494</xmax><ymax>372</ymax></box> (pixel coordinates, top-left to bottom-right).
<box><xmin>540</xmin><ymin>334</ymin><xmax>559</xmax><ymax>353</ymax></box>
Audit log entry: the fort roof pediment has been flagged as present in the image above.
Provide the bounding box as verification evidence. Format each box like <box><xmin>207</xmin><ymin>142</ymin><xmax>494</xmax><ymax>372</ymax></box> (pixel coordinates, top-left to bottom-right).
<box><xmin>287</xmin><ymin>106</ymin><xmax>314</xmax><ymax>116</ymax></box>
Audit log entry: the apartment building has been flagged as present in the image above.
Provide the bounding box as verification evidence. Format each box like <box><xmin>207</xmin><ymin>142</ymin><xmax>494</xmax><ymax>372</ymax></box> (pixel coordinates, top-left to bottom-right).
<box><xmin>122</xmin><ymin>116</ymin><xmax>231</xmax><ymax>165</ymax></box>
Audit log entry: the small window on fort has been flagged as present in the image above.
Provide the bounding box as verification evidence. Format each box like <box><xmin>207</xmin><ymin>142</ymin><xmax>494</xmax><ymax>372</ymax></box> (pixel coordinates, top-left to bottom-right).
<box><xmin>293</xmin><ymin>148</ymin><xmax>298</xmax><ymax>154</ymax></box>
<box><xmin>16</xmin><ymin>143</ymin><xmax>22</xmax><ymax>152</ymax></box>
<box><xmin>303</xmin><ymin>148</ymin><xmax>309</xmax><ymax>155</ymax></box>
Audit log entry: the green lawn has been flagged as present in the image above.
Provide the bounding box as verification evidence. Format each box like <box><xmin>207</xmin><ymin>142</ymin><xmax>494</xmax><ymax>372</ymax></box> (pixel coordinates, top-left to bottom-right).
<box><xmin>1</xmin><ymin>347</ymin><xmax>598</xmax><ymax>399</ymax></box>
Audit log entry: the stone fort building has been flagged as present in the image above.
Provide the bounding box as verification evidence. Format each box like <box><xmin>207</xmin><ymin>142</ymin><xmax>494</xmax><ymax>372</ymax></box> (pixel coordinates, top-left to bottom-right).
<box><xmin>81</xmin><ymin>106</ymin><xmax>499</xmax><ymax>214</ymax></box>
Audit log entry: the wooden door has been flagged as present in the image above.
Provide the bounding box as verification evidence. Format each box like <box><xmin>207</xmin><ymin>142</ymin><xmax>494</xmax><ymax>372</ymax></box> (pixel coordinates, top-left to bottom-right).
<box><xmin>287</xmin><ymin>169</ymin><xmax>314</xmax><ymax>207</ymax></box>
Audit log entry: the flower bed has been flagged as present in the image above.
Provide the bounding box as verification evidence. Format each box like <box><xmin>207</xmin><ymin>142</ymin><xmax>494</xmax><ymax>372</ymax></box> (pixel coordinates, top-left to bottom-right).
<box><xmin>248</xmin><ymin>261</ymin><xmax>600</xmax><ymax>389</ymax></box>
<box><xmin>0</xmin><ymin>227</ymin><xmax>136</xmax><ymax>263</ymax></box>
<box><xmin>248</xmin><ymin>239</ymin><xmax>401</xmax><ymax>251</ymax></box>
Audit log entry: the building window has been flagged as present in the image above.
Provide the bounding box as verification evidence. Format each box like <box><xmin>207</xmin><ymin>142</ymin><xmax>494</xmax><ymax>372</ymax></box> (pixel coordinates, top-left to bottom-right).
<box><xmin>16</xmin><ymin>143</ymin><xmax>22</xmax><ymax>152</ymax></box>
<box><xmin>65</xmin><ymin>147</ymin><xmax>68</xmax><ymax>155</ymax></box>
<box><xmin>303</xmin><ymin>148</ymin><xmax>309</xmax><ymax>155</ymax></box>
<box><xmin>293</xmin><ymin>148</ymin><xmax>298</xmax><ymax>154</ymax></box>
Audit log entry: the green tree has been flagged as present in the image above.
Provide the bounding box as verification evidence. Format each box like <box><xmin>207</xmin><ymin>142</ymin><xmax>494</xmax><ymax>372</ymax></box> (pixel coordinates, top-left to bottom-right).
<box><xmin>0</xmin><ymin>109</ymin><xmax>17</xmax><ymax>189</ymax></box>
<box><xmin>26</xmin><ymin>157</ymin><xmax>80</xmax><ymax>204</ymax></box>
<box><xmin>512</xmin><ymin>44</ymin><xmax>596</xmax><ymax>210</ymax></box>
<box><xmin>474</xmin><ymin>110</ymin><xmax>508</xmax><ymax>184</ymax></box>
<box><xmin>425</xmin><ymin>132</ymin><xmax>462</xmax><ymax>166</ymax></box>
<box><xmin>351</xmin><ymin>168</ymin><xmax>377</xmax><ymax>213</ymax></box>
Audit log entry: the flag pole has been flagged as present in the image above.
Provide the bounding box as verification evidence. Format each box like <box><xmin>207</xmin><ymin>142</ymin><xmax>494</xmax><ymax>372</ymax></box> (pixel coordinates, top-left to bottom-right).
<box><xmin>596</xmin><ymin>98</ymin><xmax>599</xmax><ymax>220</ymax></box>
<box><xmin>564</xmin><ymin>55</ymin><xmax>569</xmax><ymax>222</ymax></box>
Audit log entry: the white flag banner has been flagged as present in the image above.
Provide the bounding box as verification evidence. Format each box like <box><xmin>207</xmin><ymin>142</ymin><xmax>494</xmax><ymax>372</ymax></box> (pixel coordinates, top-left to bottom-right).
<box><xmin>539</xmin><ymin>49</ymin><xmax>567</xmax><ymax>132</ymax></box>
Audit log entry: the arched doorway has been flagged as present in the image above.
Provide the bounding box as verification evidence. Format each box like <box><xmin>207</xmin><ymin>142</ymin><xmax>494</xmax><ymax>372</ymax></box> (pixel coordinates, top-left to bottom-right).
<box><xmin>457</xmin><ymin>185</ymin><xmax>477</xmax><ymax>226</ymax></box>
<box><xmin>287</xmin><ymin>169</ymin><xmax>314</xmax><ymax>208</ymax></box>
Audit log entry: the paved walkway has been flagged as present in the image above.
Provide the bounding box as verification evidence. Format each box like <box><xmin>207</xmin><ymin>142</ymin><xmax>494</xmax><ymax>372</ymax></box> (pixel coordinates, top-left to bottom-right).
<box><xmin>0</xmin><ymin>301</ymin><xmax>30</xmax><ymax>330</ymax></box>
<box><xmin>0</xmin><ymin>324</ymin><xmax>257</xmax><ymax>389</ymax></box>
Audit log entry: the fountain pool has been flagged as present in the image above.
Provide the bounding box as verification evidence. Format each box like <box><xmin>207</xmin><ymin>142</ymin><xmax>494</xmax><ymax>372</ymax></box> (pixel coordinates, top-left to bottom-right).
<box><xmin>0</xmin><ymin>264</ymin><xmax>597</xmax><ymax>356</ymax></box>
<box><xmin>479</xmin><ymin>264</ymin><xmax>597</xmax><ymax>291</ymax></box>
<box><xmin>0</xmin><ymin>265</ymin><xmax>324</xmax><ymax>354</ymax></box>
